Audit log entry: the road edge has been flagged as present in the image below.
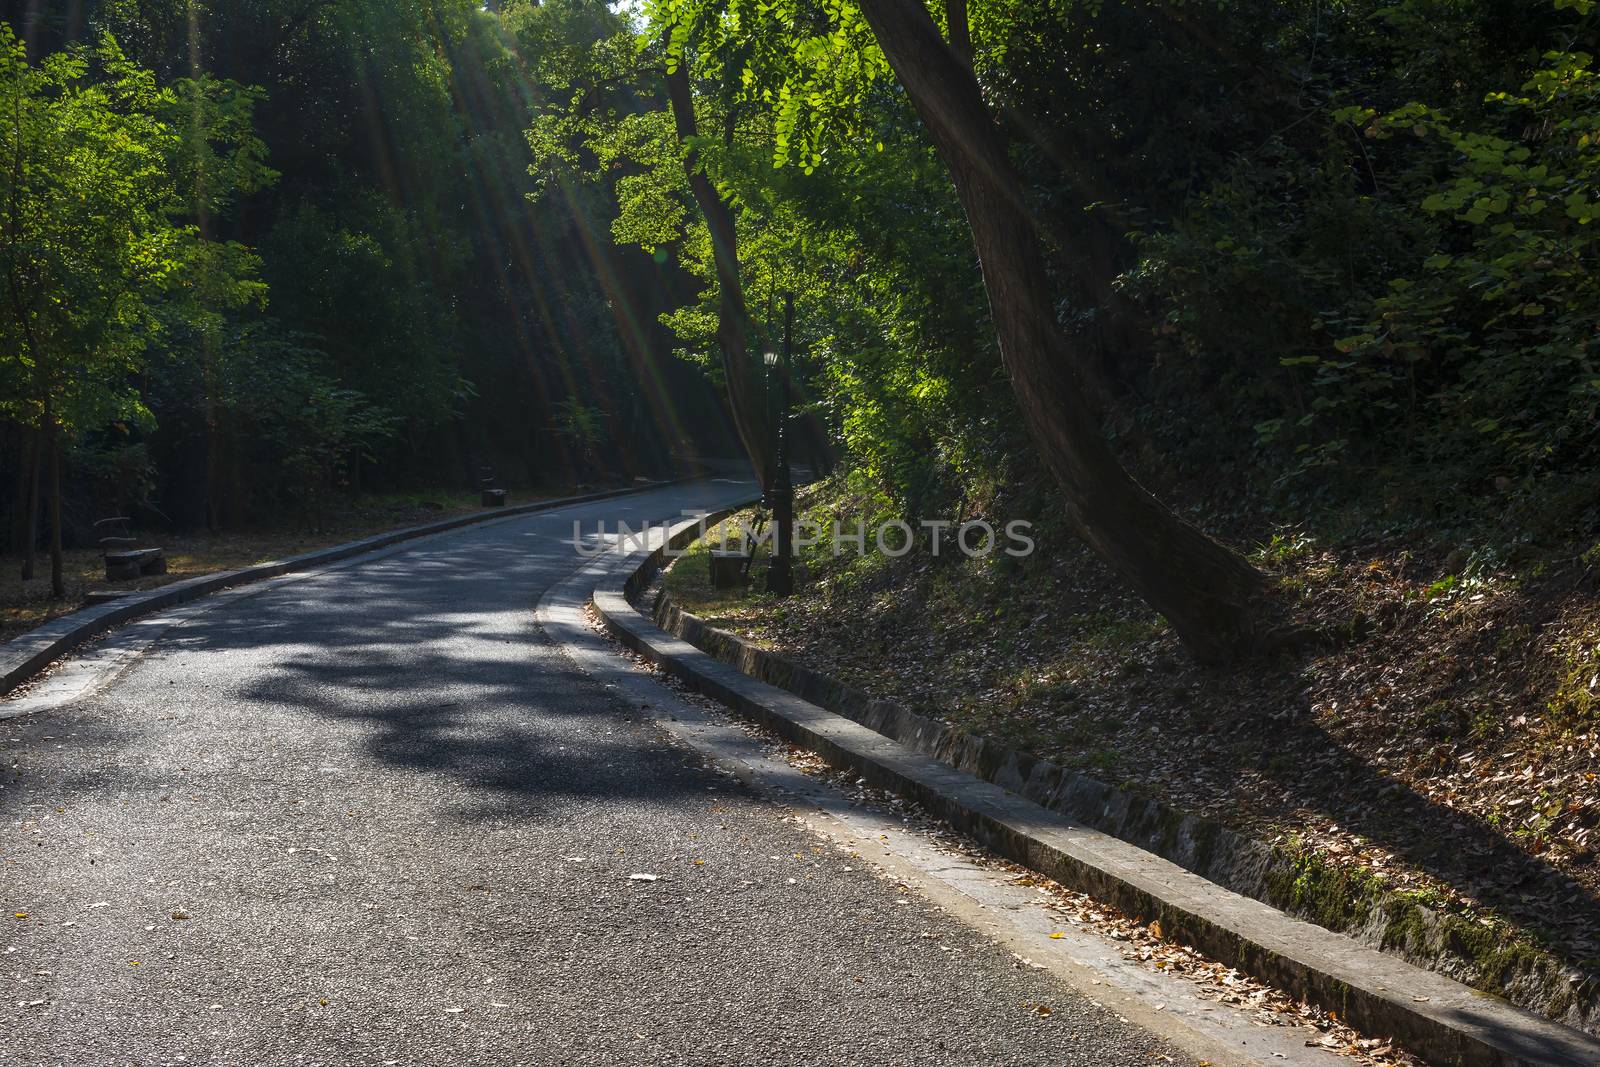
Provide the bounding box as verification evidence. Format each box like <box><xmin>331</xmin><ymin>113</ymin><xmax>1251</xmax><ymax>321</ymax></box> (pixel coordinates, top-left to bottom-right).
<box><xmin>0</xmin><ymin>478</ymin><xmax>686</xmax><ymax>697</ymax></box>
<box><xmin>536</xmin><ymin>515</ymin><xmax>1334</xmax><ymax>1067</ymax></box>
<box><xmin>572</xmin><ymin>518</ymin><xmax>1600</xmax><ymax>1067</ymax></box>
<box><xmin>646</xmin><ymin>589</ymin><xmax>1592</xmax><ymax>1032</ymax></box>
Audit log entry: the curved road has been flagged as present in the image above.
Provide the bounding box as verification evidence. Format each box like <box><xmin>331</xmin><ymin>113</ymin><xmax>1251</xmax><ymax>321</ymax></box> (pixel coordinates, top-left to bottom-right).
<box><xmin>2</xmin><ymin>481</ymin><xmax>1189</xmax><ymax>1066</ymax></box>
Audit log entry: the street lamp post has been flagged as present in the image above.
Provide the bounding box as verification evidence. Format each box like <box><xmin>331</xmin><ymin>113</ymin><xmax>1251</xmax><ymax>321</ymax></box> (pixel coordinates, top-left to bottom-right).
<box><xmin>766</xmin><ymin>293</ymin><xmax>795</xmax><ymax>596</ymax></box>
<box><xmin>762</xmin><ymin>346</ymin><xmax>776</xmax><ymax>510</ymax></box>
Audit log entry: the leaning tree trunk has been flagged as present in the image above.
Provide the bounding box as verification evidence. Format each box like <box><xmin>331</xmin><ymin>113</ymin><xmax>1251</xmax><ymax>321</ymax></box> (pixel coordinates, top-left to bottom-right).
<box><xmin>663</xmin><ymin>61</ymin><xmax>775</xmax><ymax>491</ymax></box>
<box><xmin>856</xmin><ymin>0</ymin><xmax>1272</xmax><ymax>663</ymax></box>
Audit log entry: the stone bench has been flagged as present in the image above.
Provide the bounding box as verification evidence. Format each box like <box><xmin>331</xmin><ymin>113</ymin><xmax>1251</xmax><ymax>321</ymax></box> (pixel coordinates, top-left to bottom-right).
<box><xmin>478</xmin><ymin>465</ymin><xmax>507</xmax><ymax>507</ymax></box>
<box><xmin>105</xmin><ymin>547</ymin><xmax>167</xmax><ymax>582</ymax></box>
<box><xmin>708</xmin><ymin>550</ymin><xmax>751</xmax><ymax>589</ymax></box>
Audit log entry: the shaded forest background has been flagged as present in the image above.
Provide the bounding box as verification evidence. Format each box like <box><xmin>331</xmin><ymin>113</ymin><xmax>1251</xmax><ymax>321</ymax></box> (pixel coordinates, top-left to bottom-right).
<box><xmin>0</xmin><ymin>0</ymin><xmax>738</xmax><ymax>552</ymax></box>
<box><xmin>3</xmin><ymin>0</ymin><xmax>1597</xmax><ymax>577</ymax></box>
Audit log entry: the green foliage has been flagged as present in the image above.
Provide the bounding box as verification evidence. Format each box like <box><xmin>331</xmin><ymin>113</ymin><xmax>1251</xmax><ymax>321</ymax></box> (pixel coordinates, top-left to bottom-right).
<box><xmin>69</xmin><ymin>438</ymin><xmax>157</xmax><ymax>511</ymax></box>
<box><xmin>551</xmin><ymin>395</ymin><xmax>609</xmax><ymax>475</ymax></box>
<box><xmin>645</xmin><ymin>0</ymin><xmax>889</xmax><ymax>174</ymax></box>
<box><xmin>614</xmin><ymin>0</ymin><xmax>1600</xmax><ymax>550</ymax></box>
<box><xmin>1120</xmin><ymin>0</ymin><xmax>1600</xmax><ymax>534</ymax></box>
<box><xmin>1251</xmin><ymin>530</ymin><xmax>1317</xmax><ymax>569</ymax></box>
<box><xmin>261</xmin><ymin>198</ymin><xmax>469</xmax><ymax>430</ymax></box>
<box><xmin>214</xmin><ymin>325</ymin><xmax>399</xmax><ymax>524</ymax></box>
<box><xmin>3</xmin><ymin>0</ymin><xmax>688</xmax><ymax>542</ymax></box>
<box><xmin>11</xmin><ymin>0</ymin><xmax>1592</xmax><ymax>558</ymax></box>
<box><xmin>529</xmin><ymin>0</ymin><xmax>1018</xmax><ymax>517</ymax></box>
<box><xmin>0</xmin><ymin>27</ymin><xmax>270</xmax><ymax>439</ymax></box>
<box><xmin>1338</xmin><ymin>48</ymin><xmax>1600</xmax><ymax>486</ymax></box>
<box><xmin>1549</xmin><ymin>632</ymin><xmax>1600</xmax><ymax>727</ymax></box>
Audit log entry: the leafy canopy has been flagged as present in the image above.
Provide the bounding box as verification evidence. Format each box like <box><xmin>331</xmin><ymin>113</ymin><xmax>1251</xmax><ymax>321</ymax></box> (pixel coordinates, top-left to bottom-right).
<box><xmin>0</xmin><ymin>26</ymin><xmax>272</xmax><ymax>437</ymax></box>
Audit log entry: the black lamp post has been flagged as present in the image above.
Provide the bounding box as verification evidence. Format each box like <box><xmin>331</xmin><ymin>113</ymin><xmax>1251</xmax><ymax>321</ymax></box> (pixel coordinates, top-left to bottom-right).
<box><xmin>762</xmin><ymin>345</ymin><xmax>775</xmax><ymax>509</ymax></box>
<box><xmin>766</xmin><ymin>293</ymin><xmax>795</xmax><ymax>596</ymax></box>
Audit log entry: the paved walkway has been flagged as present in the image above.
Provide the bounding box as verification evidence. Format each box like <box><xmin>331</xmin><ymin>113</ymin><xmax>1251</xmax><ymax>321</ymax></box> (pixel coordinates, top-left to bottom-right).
<box><xmin>1</xmin><ymin>482</ymin><xmax>1190</xmax><ymax>1066</ymax></box>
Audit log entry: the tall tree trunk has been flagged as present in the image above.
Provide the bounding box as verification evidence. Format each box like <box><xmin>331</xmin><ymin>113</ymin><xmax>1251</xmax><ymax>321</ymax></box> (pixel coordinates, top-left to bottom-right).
<box><xmin>45</xmin><ymin>409</ymin><xmax>63</xmax><ymax>599</ymax></box>
<box><xmin>203</xmin><ymin>341</ymin><xmax>224</xmax><ymax>531</ymax></box>
<box><xmin>943</xmin><ymin>0</ymin><xmax>971</xmax><ymax>65</ymax></box>
<box><xmin>855</xmin><ymin>0</ymin><xmax>1273</xmax><ymax>663</ymax></box>
<box><xmin>21</xmin><ymin>422</ymin><xmax>39</xmax><ymax>581</ymax></box>
<box><xmin>662</xmin><ymin>61</ymin><xmax>775</xmax><ymax>491</ymax></box>
<box><xmin>8</xmin><ymin>424</ymin><xmax>25</xmax><ymax>556</ymax></box>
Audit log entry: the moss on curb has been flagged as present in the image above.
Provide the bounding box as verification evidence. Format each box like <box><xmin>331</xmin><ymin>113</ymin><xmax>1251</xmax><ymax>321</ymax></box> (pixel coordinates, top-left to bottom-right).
<box><xmin>1265</xmin><ymin>841</ymin><xmax>1391</xmax><ymax>932</ymax></box>
<box><xmin>1262</xmin><ymin>838</ymin><xmax>1586</xmax><ymax>1023</ymax></box>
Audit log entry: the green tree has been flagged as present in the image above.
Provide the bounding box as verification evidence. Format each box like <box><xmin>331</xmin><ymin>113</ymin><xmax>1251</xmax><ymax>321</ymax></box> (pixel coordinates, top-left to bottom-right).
<box><xmin>0</xmin><ymin>27</ymin><xmax>269</xmax><ymax>594</ymax></box>
<box><xmin>636</xmin><ymin>0</ymin><xmax>1278</xmax><ymax>662</ymax></box>
<box><xmin>524</xmin><ymin>0</ymin><xmax>777</xmax><ymax>488</ymax></box>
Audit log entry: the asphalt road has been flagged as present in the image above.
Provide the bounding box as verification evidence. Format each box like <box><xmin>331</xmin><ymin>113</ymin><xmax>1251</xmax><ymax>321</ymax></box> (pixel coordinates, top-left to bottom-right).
<box><xmin>1</xmin><ymin>481</ymin><xmax>1191</xmax><ymax>1067</ymax></box>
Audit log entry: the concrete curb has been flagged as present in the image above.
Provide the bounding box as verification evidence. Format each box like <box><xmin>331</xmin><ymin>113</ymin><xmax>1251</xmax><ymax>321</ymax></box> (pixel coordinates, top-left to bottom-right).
<box><xmin>648</xmin><ymin>593</ymin><xmax>1596</xmax><ymax>1034</ymax></box>
<box><xmin>0</xmin><ymin>479</ymin><xmax>685</xmax><ymax>698</ymax></box>
<box><xmin>585</xmin><ymin>524</ymin><xmax>1600</xmax><ymax>1067</ymax></box>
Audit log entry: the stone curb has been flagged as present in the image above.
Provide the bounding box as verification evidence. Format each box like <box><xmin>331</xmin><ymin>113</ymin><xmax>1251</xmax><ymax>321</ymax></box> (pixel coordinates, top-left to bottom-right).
<box><xmin>649</xmin><ymin>594</ymin><xmax>1594</xmax><ymax>1034</ymax></box>
<box><xmin>0</xmin><ymin>479</ymin><xmax>685</xmax><ymax>698</ymax></box>
<box><xmin>586</xmin><ymin>525</ymin><xmax>1600</xmax><ymax>1067</ymax></box>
